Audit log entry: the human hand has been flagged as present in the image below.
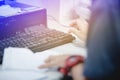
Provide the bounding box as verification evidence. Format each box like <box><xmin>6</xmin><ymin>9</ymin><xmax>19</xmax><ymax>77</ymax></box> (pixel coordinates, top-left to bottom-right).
<box><xmin>69</xmin><ymin>18</ymin><xmax>88</xmax><ymax>41</ymax></box>
<box><xmin>38</xmin><ymin>55</ymin><xmax>70</xmax><ymax>68</ymax></box>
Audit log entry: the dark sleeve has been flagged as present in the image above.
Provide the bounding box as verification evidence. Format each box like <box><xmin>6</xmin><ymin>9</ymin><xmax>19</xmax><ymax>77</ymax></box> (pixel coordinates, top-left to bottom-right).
<box><xmin>84</xmin><ymin>0</ymin><xmax>120</xmax><ymax>80</ymax></box>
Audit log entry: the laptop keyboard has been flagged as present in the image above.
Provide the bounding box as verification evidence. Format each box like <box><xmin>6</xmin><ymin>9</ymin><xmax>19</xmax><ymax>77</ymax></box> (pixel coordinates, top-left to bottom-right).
<box><xmin>0</xmin><ymin>28</ymin><xmax>75</xmax><ymax>55</ymax></box>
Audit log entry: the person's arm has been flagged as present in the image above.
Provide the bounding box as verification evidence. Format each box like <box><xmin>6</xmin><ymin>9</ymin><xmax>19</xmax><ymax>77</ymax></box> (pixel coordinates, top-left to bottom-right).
<box><xmin>71</xmin><ymin>63</ymin><xmax>85</xmax><ymax>80</ymax></box>
<box><xmin>38</xmin><ymin>55</ymin><xmax>88</xmax><ymax>80</ymax></box>
<box><xmin>71</xmin><ymin>63</ymin><xmax>91</xmax><ymax>80</ymax></box>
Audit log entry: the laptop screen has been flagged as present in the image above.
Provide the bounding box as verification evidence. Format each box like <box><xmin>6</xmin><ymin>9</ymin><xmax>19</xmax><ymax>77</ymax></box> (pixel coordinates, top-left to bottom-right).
<box><xmin>0</xmin><ymin>8</ymin><xmax>47</xmax><ymax>40</ymax></box>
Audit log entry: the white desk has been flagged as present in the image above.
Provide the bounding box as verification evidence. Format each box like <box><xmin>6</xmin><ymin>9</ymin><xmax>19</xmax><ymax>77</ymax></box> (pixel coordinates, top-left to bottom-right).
<box><xmin>0</xmin><ymin>17</ymin><xmax>87</xmax><ymax>80</ymax></box>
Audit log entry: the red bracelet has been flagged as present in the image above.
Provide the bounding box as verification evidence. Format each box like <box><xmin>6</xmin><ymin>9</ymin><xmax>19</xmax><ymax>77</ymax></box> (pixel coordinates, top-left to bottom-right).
<box><xmin>59</xmin><ymin>55</ymin><xmax>84</xmax><ymax>75</ymax></box>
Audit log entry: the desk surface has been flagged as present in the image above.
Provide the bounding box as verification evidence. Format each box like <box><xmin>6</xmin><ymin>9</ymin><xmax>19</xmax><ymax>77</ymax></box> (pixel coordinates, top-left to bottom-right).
<box><xmin>0</xmin><ymin>17</ymin><xmax>87</xmax><ymax>80</ymax></box>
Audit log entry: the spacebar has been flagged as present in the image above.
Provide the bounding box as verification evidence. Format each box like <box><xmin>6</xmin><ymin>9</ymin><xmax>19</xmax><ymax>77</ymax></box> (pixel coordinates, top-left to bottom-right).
<box><xmin>29</xmin><ymin>38</ymin><xmax>74</xmax><ymax>52</ymax></box>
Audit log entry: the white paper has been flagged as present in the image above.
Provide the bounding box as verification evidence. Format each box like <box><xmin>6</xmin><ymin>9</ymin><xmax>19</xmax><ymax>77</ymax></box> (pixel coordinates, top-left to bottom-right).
<box><xmin>2</xmin><ymin>47</ymin><xmax>59</xmax><ymax>71</ymax></box>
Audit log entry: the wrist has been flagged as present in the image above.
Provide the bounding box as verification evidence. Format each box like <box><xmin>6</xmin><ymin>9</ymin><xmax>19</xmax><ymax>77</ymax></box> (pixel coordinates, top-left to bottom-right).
<box><xmin>59</xmin><ymin>55</ymin><xmax>84</xmax><ymax>75</ymax></box>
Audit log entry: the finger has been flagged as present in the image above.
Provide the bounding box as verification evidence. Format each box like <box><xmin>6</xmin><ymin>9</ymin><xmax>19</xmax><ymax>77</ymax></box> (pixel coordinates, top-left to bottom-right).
<box><xmin>70</xmin><ymin>24</ymin><xmax>79</xmax><ymax>30</ymax></box>
<box><xmin>77</xmin><ymin>19</ymin><xmax>88</xmax><ymax>30</ymax></box>
<box><xmin>38</xmin><ymin>62</ymin><xmax>54</xmax><ymax>69</ymax></box>
<box><xmin>38</xmin><ymin>64</ymin><xmax>49</xmax><ymax>69</ymax></box>
<box><xmin>69</xmin><ymin>21</ymin><xmax>80</xmax><ymax>30</ymax></box>
<box><xmin>68</xmin><ymin>28</ymin><xmax>81</xmax><ymax>34</ymax></box>
<box><xmin>69</xmin><ymin>20</ymin><xmax>76</xmax><ymax>26</ymax></box>
<box><xmin>68</xmin><ymin>28</ymin><xmax>84</xmax><ymax>40</ymax></box>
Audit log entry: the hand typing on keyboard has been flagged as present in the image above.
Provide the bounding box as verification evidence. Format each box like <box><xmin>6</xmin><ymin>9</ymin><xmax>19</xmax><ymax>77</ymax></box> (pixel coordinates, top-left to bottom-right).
<box><xmin>68</xmin><ymin>18</ymin><xmax>88</xmax><ymax>41</ymax></box>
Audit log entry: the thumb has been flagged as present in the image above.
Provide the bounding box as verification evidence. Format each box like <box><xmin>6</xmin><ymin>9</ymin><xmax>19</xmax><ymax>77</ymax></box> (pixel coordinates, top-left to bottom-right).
<box><xmin>68</xmin><ymin>28</ymin><xmax>81</xmax><ymax>36</ymax></box>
